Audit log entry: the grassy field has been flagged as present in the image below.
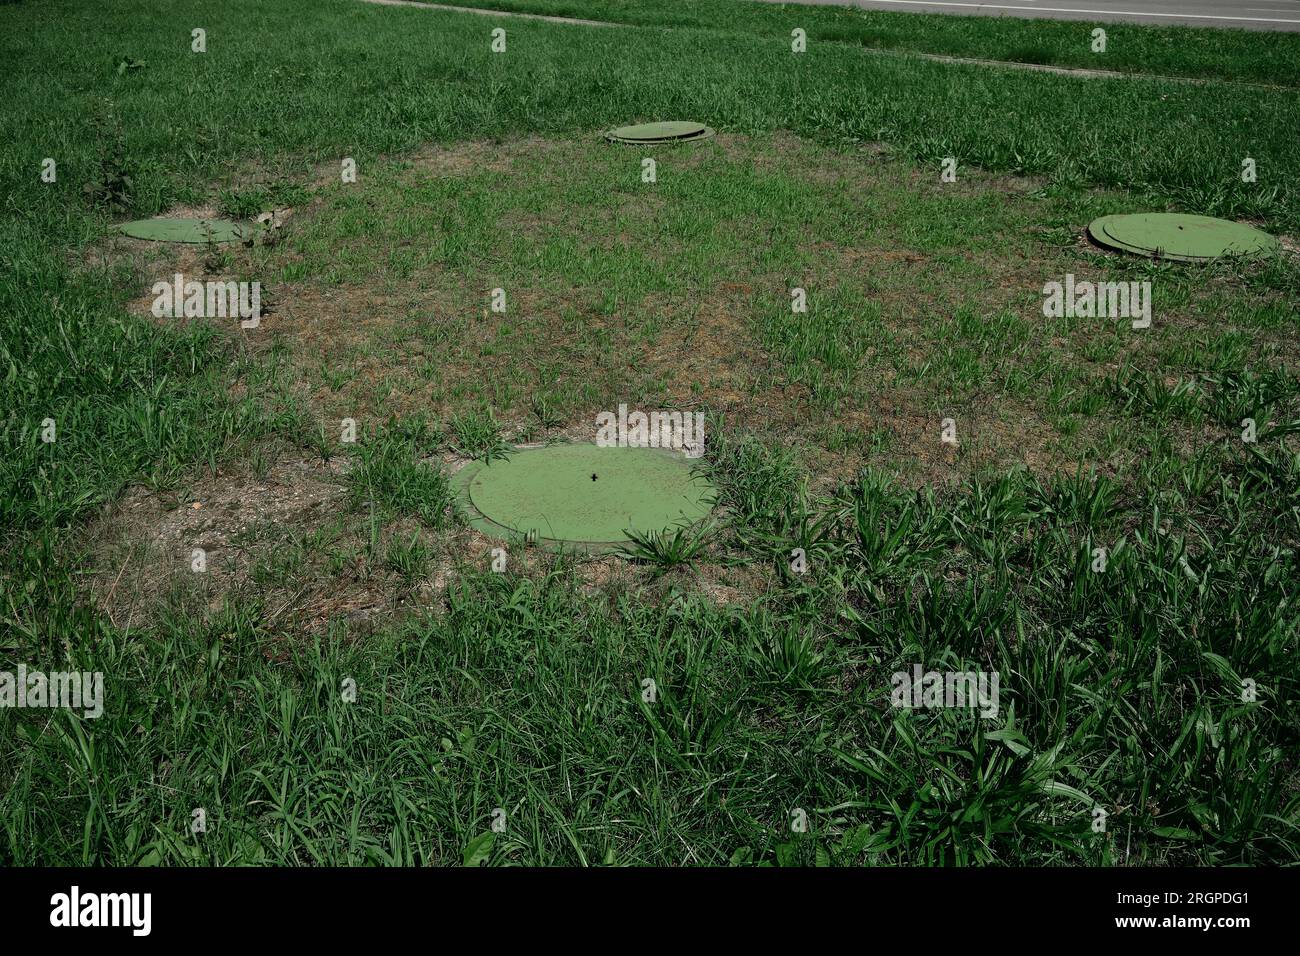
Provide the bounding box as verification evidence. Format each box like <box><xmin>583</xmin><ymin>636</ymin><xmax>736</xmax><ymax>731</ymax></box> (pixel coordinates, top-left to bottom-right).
<box><xmin>0</xmin><ymin>0</ymin><xmax>1297</xmax><ymax>865</ymax></box>
<box><xmin>426</xmin><ymin>0</ymin><xmax>1300</xmax><ymax>86</ymax></box>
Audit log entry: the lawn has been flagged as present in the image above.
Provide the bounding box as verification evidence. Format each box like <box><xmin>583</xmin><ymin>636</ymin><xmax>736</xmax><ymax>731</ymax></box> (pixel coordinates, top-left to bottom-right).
<box><xmin>419</xmin><ymin>0</ymin><xmax>1300</xmax><ymax>86</ymax></box>
<box><xmin>0</xmin><ymin>0</ymin><xmax>1297</xmax><ymax>866</ymax></box>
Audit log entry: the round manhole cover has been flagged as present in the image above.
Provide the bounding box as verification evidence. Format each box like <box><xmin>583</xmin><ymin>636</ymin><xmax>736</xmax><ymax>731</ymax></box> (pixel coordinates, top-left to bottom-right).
<box><xmin>457</xmin><ymin>444</ymin><xmax>714</xmax><ymax>550</ymax></box>
<box><xmin>604</xmin><ymin>121</ymin><xmax>715</xmax><ymax>144</ymax></box>
<box><xmin>117</xmin><ymin>218</ymin><xmax>246</xmax><ymax>243</ymax></box>
<box><xmin>1087</xmin><ymin>213</ymin><xmax>1278</xmax><ymax>262</ymax></box>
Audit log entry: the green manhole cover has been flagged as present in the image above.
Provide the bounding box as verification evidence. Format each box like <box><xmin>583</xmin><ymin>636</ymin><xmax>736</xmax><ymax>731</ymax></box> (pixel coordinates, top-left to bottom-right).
<box><xmin>1087</xmin><ymin>213</ymin><xmax>1278</xmax><ymax>262</ymax></box>
<box><xmin>456</xmin><ymin>443</ymin><xmax>714</xmax><ymax>550</ymax></box>
<box><xmin>117</xmin><ymin>218</ymin><xmax>246</xmax><ymax>244</ymax></box>
<box><xmin>605</xmin><ymin>121</ymin><xmax>715</xmax><ymax>144</ymax></box>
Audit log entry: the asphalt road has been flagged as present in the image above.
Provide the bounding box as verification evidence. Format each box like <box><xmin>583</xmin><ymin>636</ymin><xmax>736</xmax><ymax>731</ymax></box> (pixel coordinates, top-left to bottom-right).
<box><xmin>748</xmin><ymin>0</ymin><xmax>1300</xmax><ymax>31</ymax></box>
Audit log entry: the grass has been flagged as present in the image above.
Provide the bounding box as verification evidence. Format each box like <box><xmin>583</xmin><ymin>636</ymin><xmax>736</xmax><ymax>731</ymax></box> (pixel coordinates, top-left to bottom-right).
<box><xmin>230</xmin><ymin>130</ymin><xmax>1296</xmax><ymax>484</ymax></box>
<box><xmin>8</xmin><ymin>454</ymin><xmax>1298</xmax><ymax>865</ymax></box>
<box><xmin>346</xmin><ymin>419</ymin><xmax>454</xmax><ymax>526</ymax></box>
<box><xmin>622</xmin><ymin>520</ymin><xmax>716</xmax><ymax>576</ymax></box>
<box><xmin>421</xmin><ymin>0</ymin><xmax>1300</xmax><ymax>87</ymax></box>
<box><xmin>0</xmin><ymin>0</ymin><xmax>1297</xmax><ymax>866</ymax></box>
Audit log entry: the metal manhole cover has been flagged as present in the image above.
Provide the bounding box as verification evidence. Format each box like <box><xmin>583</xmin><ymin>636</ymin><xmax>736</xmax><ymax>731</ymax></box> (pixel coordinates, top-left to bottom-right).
<box><xmin>604</xmin><ymin>121</ymin><xmax>715</xmax><ymax>144</ymax></box>
<box><xmin>1087</xmin><ymin>213</ymin><xmax>1278</xmax><ymax>262</ymax></box>
<box><xmin>117</xmin><ymin>218</ymin><xmax>246</xmax><ymax>243</ymax></box>
<box><xmin>456</xmin><ymin>443</ymin><xmax>714</xmax><ymax>550</ymax></box>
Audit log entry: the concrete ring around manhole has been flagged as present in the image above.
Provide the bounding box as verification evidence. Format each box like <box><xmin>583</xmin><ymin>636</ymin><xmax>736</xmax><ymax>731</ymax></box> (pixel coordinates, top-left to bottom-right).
<box><xmin>117</xmin><ymin>217</ymin><xmax>247</xmax><ymax>244</ymax></box>
<box><xmin>604</xmin><ymin>121</ymin><xmax>716</xmax><ymax>145</ymax></box>
<box><xmin>1087</xmin><ymin>213</ymin><xmax>1279</xmax><ymax>263</ymax></box>
<box><xmin>453</xmin><ymin>442</ymin><xmax>716</xmax><ymax>553</ymax></box>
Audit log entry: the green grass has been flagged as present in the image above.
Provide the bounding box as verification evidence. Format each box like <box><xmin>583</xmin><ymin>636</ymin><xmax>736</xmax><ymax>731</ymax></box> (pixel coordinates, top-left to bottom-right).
<box><xmin>6</xmin><ymin>455</ymin><xmax>1297</xmax><ymax>865</ymax></box>
<box><xmin>346</xmin><ymin>419</ymin><xmax>454</xmax><ymax>526</ymax></box>
<box><xmin>0</xmin><ymin>0</ymin><xmax>1297</xmax><ymax>866</ymax></box>
<box><xmin>425</xmin><ymin>0</ymin><xmax>1300</xmax><ymax>87</ymax></box>
<box><xmin>622</xmin><ymin>520</ymin><xmax>716</xmax><ymax>576</ymax></box>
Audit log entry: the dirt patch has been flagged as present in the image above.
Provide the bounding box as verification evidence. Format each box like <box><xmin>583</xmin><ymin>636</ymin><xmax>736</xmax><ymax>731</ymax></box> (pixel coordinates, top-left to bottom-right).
<box><xmin>81</xmin><ymin>449</ymin><xmax>417</xmax><ymax>633</ymax></box>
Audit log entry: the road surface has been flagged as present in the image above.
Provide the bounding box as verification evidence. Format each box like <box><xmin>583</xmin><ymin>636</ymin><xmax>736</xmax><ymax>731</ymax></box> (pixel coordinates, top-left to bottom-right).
<box><xmin>748</xmin><ymin>0</ymin><xmax>1300</xmax><ymax>31</ymax></box>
